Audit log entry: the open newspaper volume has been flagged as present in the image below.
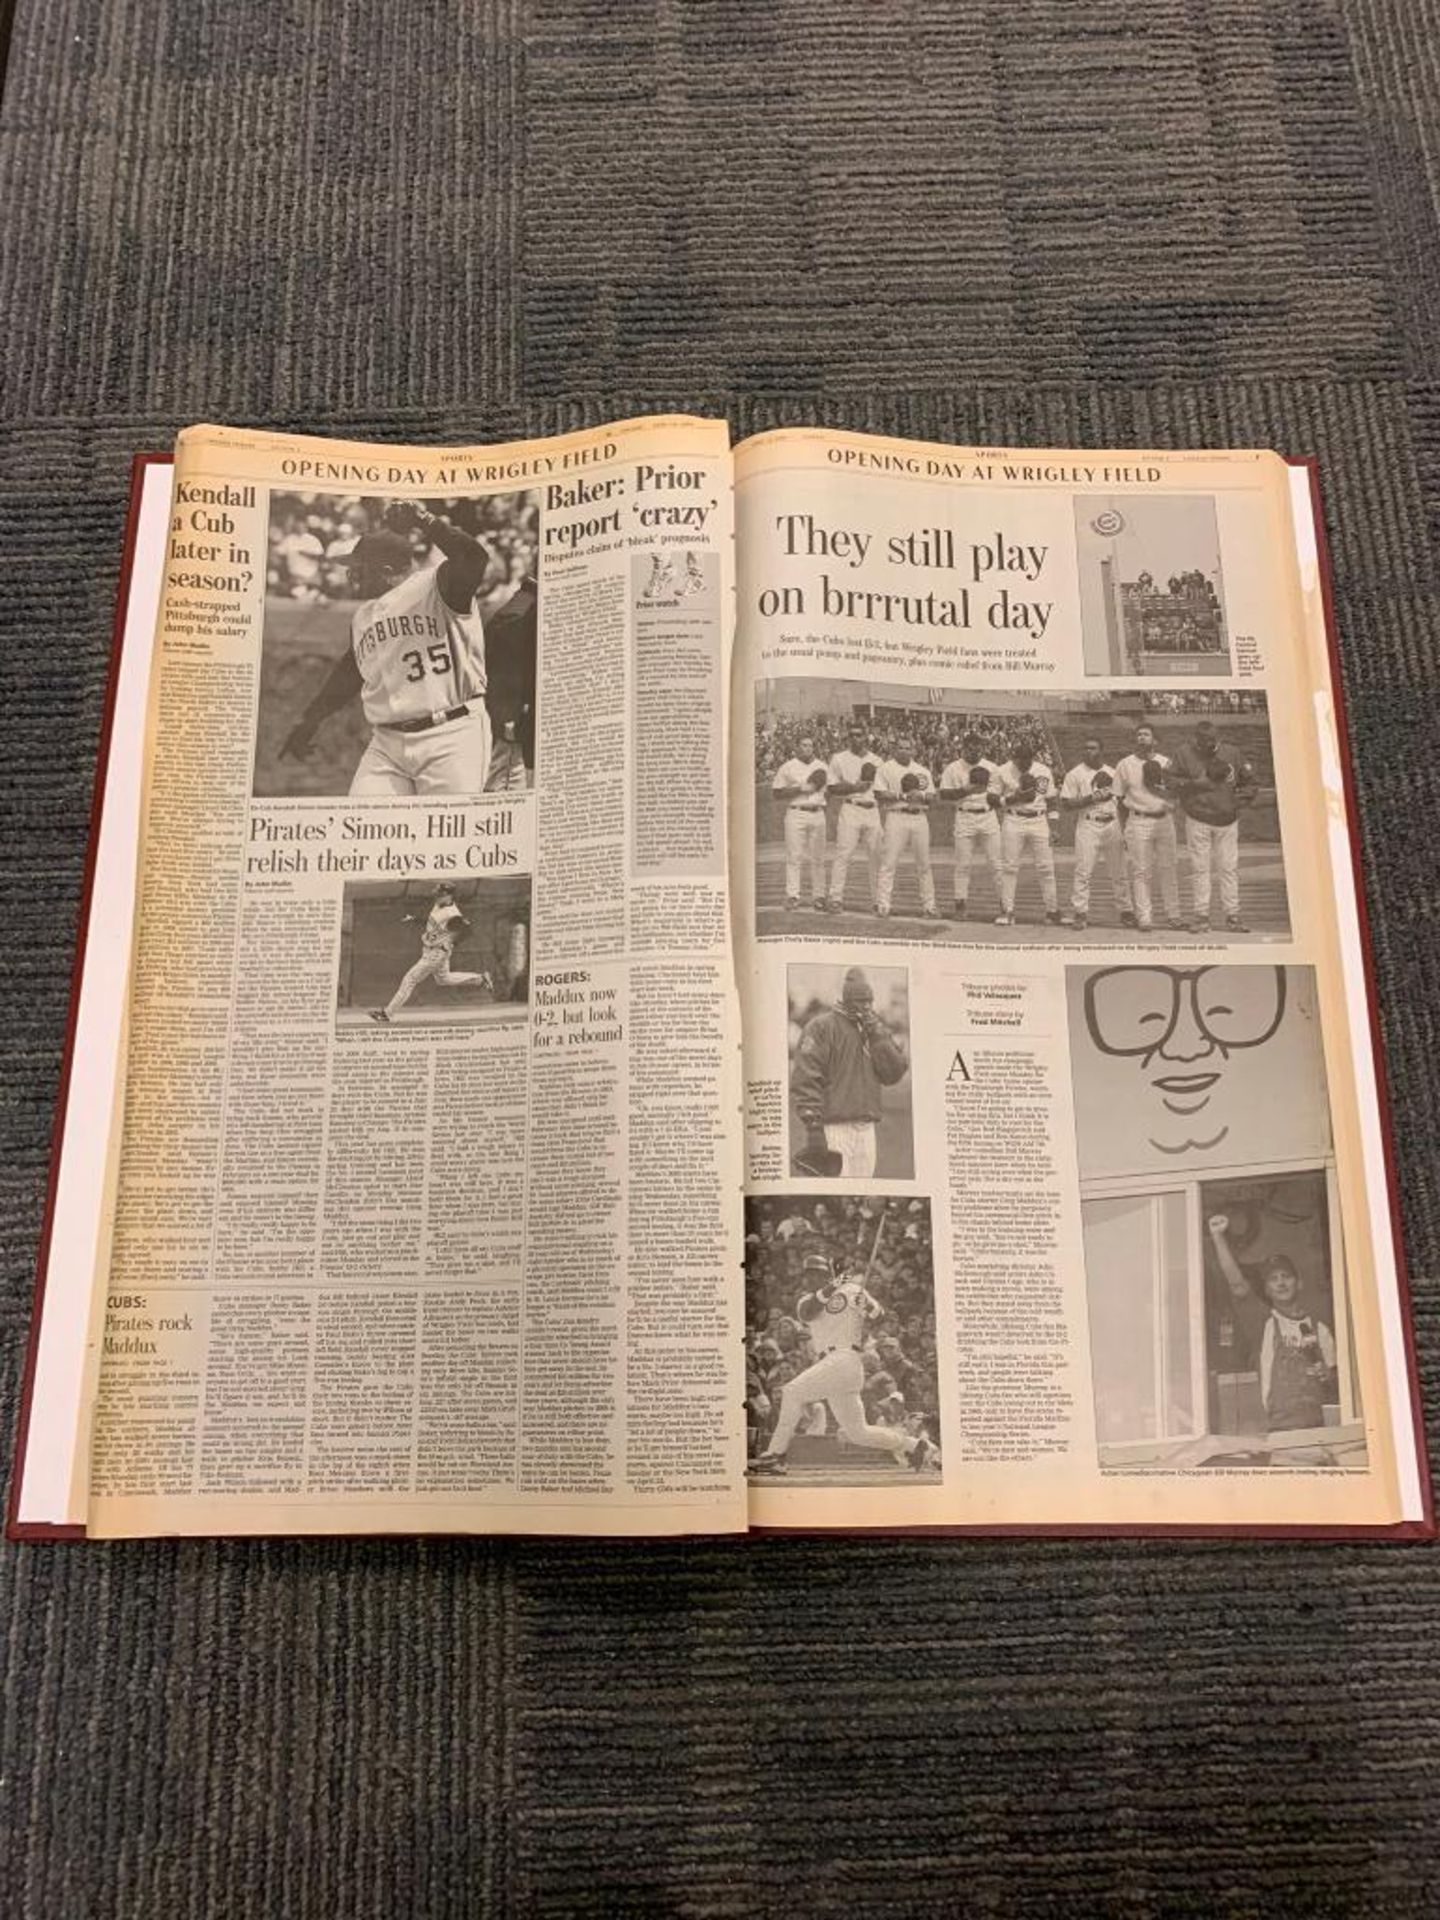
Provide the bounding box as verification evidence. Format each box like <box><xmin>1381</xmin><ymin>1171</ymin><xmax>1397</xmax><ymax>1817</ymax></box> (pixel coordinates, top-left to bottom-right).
<box><xmin>10</xmin><ymin>415</ymin><xmax>1431</xmax><ymax>1541</ymax></box>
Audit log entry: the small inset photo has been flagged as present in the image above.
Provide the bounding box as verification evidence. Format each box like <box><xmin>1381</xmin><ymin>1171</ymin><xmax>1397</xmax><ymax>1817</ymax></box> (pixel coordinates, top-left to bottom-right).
<box><xmin>1075</xmin><ymin>495</ymin><xmax>1230</xmax><ymax>676</ymax></box>
<box><xmin>633</xmin><ymin>547</ymin><xmax>716</xmax><ymax>611</ymax></box>
<box><xmin>745</xmin><ymin>1194</ymin><xmax>942</xmax><ymax>1485</ymax></box>
<box><xmin>787</xmin><ymin>963</ymin><xmax>913</xmax><ymax>1179</ymax></box>
<box><xmin>1067</xmin><ymin>961</ymin><xmax>1365</xmax><ymax>1472</ymax></box>
<box><xmin>257</xmin><ymin>490</ymin><xmax>539</xmax><ymax>800</ymax></box>
<box><xmin>337</xmin><ymin>877</ymin><xmax>531</xmax><ymax>1030</ymax></box>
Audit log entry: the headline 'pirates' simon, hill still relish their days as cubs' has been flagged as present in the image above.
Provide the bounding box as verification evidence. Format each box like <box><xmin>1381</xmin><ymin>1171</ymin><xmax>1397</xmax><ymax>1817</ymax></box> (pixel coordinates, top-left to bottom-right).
<box><xmin>10</xmin><ymin>419</ymin><xmax>1430</xmax><ymax>1542</ymax></box>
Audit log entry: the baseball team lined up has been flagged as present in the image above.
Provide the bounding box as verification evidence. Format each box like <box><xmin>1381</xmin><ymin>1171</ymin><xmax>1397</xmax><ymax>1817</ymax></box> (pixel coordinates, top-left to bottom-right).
<box><xmin>768</xmin><ymin>712</ymin><xmax>1257</xmax><ymax>934</ymax></box>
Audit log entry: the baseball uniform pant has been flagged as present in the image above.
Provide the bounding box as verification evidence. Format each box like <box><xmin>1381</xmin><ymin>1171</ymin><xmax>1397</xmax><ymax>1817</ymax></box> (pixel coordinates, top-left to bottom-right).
<box><xmin>1124</xmin><ymin>812</ymin><xmax>1180</xmax><ymax>925</ymax></box>
<box><xmin>505</xmin><ymin>919</ymin><xmax>529</xmax><ymax>997</ymax></box>
<box><xmin>385</xmin><ymin>947</ymin><xmax>487</xmax><ymax>1017</ymax></box>
<box><xmin>1000</xmin><ymin>815</ymin><xmax>1056</xmax><ymax>913</ymax></box>
<box><xmin>485</xmin><ymin>738</ymin><xmax>531</xmax><ymax>792</ymax></box>
<box><xmin>823</xmin><ymin>1119</ymin><xmax>878</xmax><ymax>1178</ymax></box>
<box><xmin>829</xmin><ymin>802</ymin><xmax>882</xmax><ymax>906</ymax></box>
<box><xmin>877</xmin><ymin>813</ymin><xmax>935</xmax><ymax>913</ymax></box>
<box><xmin>764</xmin><ymin>1347</ymin><xmax>910</xmax><ymax>1459</ymax></box>
<box><xmin>351</xmin><ymin>707</ymin><xmax>493</xmax><ymax>797</ymax></box>
<box><xmin>952</xmin><ymin>810</ymin><xmax>1002</xmax><ymax>902</ymax></box>
<box><xmin>1186</xmin><ymin>818</ymin><xmax>1240</xmax><ymax>919</ymax></box>
<box><xmin>1071</xmin><ymin>816</ymin><xmax>1131</xmax><ymax>917</ymax></box>
<box><xmin>783</xmin><ymin>806</ymin><xmax>828</xmax><ymax>900</ymax></box>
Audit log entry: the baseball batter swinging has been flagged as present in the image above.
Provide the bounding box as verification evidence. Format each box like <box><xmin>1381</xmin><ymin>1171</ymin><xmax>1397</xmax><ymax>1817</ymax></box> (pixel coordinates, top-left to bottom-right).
<box><xmin>750</xmin><ymin>1249</ymin><xmax>938</xmax><ymax>1476</ymax></box>
<box><xmin>281</xmin><ymin>502</ymin><xmax>494</xmax><ymax>795</ymax></box>
<box><xmin>370</xmin><ymin>885</ymin><xmax>492</xmax><ymax>1024</ymax></box>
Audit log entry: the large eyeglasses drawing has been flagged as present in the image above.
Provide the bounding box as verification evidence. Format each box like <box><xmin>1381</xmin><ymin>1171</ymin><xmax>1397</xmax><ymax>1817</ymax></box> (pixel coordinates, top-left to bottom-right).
<box><xmin>1084</xmin><ymin>965</ymin><xmax>1287</xmax><ymax>1064</ymax></box>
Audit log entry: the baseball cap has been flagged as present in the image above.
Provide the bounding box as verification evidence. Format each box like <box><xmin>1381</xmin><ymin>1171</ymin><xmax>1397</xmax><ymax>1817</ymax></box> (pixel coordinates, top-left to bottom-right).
<box><xmin>327</xmin><ymin>528</ymin><xmax>414</xmax><ymax>572</ymax></box>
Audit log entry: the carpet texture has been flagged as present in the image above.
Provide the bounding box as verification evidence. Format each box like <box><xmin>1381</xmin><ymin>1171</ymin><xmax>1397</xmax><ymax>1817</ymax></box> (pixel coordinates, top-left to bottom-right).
<box><xmin>4</xmin><ymin>2</ymin><xmax>1440</xmax><ymax>1913</ymax></box>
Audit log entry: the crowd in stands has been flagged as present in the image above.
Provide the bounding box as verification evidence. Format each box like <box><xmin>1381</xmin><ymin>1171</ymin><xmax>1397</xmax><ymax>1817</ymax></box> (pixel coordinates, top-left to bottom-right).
<box><xmin>268</xmin><ymin>491</ymin><xmax>539</xmax><ymax>621</ymax></box>
<box><xmin>756</xmin><ymin>693</ymin><xmax>1271</xmax><ymax>783</ymax></box>
<box><xmin>745</xmin><ymin>1196</ymin><xmax>940</xmax><ymax>1453</ymax></box>
<box><xmin>1142</xmin><ymin>688</ymin><xmax>1266</xmax><ymax>713</ymax></box>
<box><xmin>755</xmin><ymin>709</ymin><xmax>1061</xmax><ymax>780</ymax></box>
<box><xmin>1121</xmin><ymin>571</ymin><xmax>1226</xmax><ymax>658</ymax></box>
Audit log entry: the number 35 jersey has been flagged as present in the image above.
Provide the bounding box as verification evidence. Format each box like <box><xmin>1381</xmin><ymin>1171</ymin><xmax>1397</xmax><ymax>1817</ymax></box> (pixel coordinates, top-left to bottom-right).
<box><xmin>351</xmin><ymin>562</ymin><xmax>488</xmax><ymax>728</ymax></box>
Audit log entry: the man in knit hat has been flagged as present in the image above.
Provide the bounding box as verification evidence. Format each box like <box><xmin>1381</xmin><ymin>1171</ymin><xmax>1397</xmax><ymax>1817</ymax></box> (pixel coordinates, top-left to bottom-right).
<box><xmin>790</xmin><ymin>967</ymin><xmax>909</xmax><ymax>1178</ymax></box>
<box><xmin>1171</xmin><ymin>718</ymin><xmax>1258</xmax><ymax>933</ymax></box>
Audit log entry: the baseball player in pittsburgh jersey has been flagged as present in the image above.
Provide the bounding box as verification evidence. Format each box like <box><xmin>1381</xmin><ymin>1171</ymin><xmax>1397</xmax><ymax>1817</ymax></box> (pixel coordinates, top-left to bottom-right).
<box><xmin>750</xmin><ymin>1251</ymin><xmax>938</xmax><ymax>1475</ymax></box>
<box><xmin>994</xmin><ymin>744</ymin><xmax>1060</xmax><ymax>927</ymax></box>
<box><xmin>771</xmin><ymin>734</ymin><xmax>830</xmax><ymax>910</ymax></box>
<box><xmin>875</xmin><ymin>735</ymin><xmax>939</xmax><ymax>919</ymax></box>
<box><xmin>937</xmin><ymin>730</ymin><xmax>1002</xmax><ymax>920</ymax></box>
<box><xmin>281</xmin><ymin>502</ymin><xmax>494</xmax><ymax>795</ymax></box>
<box><xmin>824</xmin><ymin>722</ymin><xmax>883</xmax><ymax>912</ymax></box>
<box><xmin>1113</xmin><ymin>722</ymin><xmax>1184</xmax><ymax>932</ymax></box>
<box><xmin>1059</xmin><ymin>735</ymin><xmax>1134</xmax><ymax>930</ymax></box>
<box><xmin>370</xmin><ymin>885</ymin><xmax>491</xmax><ymax>1023</ymax></box>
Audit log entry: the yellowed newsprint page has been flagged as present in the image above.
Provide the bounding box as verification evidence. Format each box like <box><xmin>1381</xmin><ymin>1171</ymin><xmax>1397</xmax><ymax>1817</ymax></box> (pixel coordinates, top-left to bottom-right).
<box><xmin>84</xmin><ymin>416</ymin><xmax>746</xmax><ymax>1537</ymax></box>
<box><xmin>733</xmin><ymin>426</ymin><xmax>1413</xmax><ymax>1533</ymax></box>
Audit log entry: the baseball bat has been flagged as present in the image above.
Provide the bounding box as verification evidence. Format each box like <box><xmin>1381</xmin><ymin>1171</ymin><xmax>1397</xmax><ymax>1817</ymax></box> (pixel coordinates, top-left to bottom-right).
<box><xmin>861</xmin><ymin>1204</ymin><xmax>890</xmax><ymax>1287</ymax></box>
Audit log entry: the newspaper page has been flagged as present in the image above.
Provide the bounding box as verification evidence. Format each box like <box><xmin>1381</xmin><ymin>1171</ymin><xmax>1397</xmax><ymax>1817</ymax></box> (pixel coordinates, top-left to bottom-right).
<box><xmin>732</xmin><ymin>426</ymin><xmax>1414</xmax><ymax>1531</ymax></box>
<box><xmin>79</xmin><ymin>415</ymin><xmax>746</xmax><ymax>1538</ymax></box>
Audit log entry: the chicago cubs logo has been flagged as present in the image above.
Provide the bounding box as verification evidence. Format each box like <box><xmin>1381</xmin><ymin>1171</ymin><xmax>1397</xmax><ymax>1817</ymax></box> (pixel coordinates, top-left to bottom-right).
<box><xmin>1091</xmin><ymin>508</ymin><xmax>1126</xmax><ymax>537</ymax></box>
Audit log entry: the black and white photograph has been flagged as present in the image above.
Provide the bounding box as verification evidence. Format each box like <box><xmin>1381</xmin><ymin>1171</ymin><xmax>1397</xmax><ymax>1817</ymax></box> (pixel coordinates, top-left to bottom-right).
<box><xmin>633</xmin><ymin>546</ymin><xmax>716</xmax><ymax>609</ymax></box>
<box><xmin>336</xmin><ymin>876</ymin><xmax>531</xmax><ymax>1030</ymax></box>
<box><xmin>1066</xmin><ymin>961</ymin><xmax>1364</xmax><ymax>1471</ymax></box>
<box><xmin>755</xmin><ymin>678</ymin><xmax>1288</xmax><ymax>941</ymax></box>
<box><xmin>745</xmin><ymin>1194</ymin><xmax>942</xmax><ymax>1484</ymax></box>
<box><xmin>788</xmin><ymin>962</ymin><xmax>913</xmax><ymax>1179</ymax></box>
<box><xmin>1075</xmin><ymin>493</ymin><xmax>1230</xmax><ymax>676</ymax></box>
<box><xmin>255</xmin><ymin>489</ymin><xmax>539</xmax><ymax>799</ymax></box>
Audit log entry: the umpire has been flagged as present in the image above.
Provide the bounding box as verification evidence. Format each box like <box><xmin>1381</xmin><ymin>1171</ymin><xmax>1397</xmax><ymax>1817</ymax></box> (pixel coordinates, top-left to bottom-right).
<box><xmin>791</xmin><ymin>968</ymin><xmax>908</xmax><ymax>1177</ymax></box>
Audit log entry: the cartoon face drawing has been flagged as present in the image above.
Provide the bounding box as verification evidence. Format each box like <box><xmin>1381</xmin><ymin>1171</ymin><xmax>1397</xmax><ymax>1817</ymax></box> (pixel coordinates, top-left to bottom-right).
<box><xmin>1083</xmin><ymin>966</ymin><xmax>1288</xmax><ymax>1156</ymax></box>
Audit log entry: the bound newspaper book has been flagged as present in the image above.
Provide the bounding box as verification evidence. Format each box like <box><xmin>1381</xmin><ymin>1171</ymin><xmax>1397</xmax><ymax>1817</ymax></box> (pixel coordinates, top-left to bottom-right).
<box><xmin>10</xmin><ymin>417</ymin><xmax>1431</xmax><ymax>1540</ymax></box>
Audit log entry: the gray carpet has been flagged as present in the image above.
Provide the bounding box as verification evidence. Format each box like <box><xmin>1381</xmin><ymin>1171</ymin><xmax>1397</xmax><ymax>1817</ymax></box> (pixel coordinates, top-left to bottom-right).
<box><xmin>4</xmin><ymin>2</ymin><xmax>1440</xmax><ymax>1913</ymax></box>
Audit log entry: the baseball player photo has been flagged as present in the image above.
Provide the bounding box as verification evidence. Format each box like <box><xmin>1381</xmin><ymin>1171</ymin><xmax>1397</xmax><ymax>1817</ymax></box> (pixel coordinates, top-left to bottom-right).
<box><xmin>771</xmin><ymin>734</ymin><xmax>830</xmax><ymax>911</ymax></box>
<box><xmin>1169</xmin><ymin>718</ymin><xmax>1259</xmax><ymax>933</ymax></box>
<box><xmin>788</xmin><ymin>964</ymin><xmax>914</xmax><ymax>1179</ymax></box>
<box><xmin>936</xmin><ymin>731</ymin><xmax>1003</xmax><ymax>920</ymax></box>
<box><xmin>824</xmin><ymin>720</ymin><xmax>883</xmax><ymax>913</ymax></box>
<box><xmin>638</xmin><ymin>549</ymin><xmax>709</xmax><ymax>604</ymax></box>
<box><xmin>1112</xmin><ymin>722</ymin><xmax>1183</xmax><ymax>932</ymax></box>
<box><xmin>875</xmin><ymin>734</ymin><xmax>938</xmax><ymax>920</ymax></box>
<box><xmin>335</xmin><ymin>876</ymin><xmax>531</xmax><ymax>1031</ymax></box>
<box><xmin>744</xmin><ymin>1194</ymin><xmax>942</xmax><ymax>1484</ymax></box>
<box><xmin>754</xmin><ymin>681</ymin><xmax>1291</xmax><ymax>943</ymax></box>
<box><xmin>255</xmin><ymin>489</ymin><xmax>539</xmax><ymax>799</ymax></box>
<box><xmin>993</xmin><ymin>741</ymin><xmax>1059</xmax><ymax>928</ymax></box>
<box><xmin>1058</xmin><ymin>735</ymin><xmax>1133</xmax><ymax>931</ymax></box>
